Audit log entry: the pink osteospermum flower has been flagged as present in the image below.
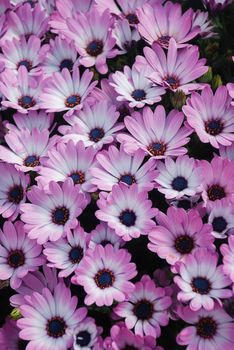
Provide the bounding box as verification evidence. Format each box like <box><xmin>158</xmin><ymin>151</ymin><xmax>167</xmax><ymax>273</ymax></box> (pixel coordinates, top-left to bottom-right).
<box><xmin>72</xmin><ymin>317</ymin><xmax>102</xmax><ymax>350</ymax></box>
<box><xmin>221</xmin><ymin>235</ymin><xmax>234</xmax><ymax>284</ymax></box>
<box><xmin>43</xmin><ymin>225</ymin><xmax>89</xmax><ymax>278</ymax></box>
<box><xmin>96</xmin><ymin>183</ymin><xmax>157</xmax><ymax>241</ymax></box>
<box><xmin>192</xmin><ymin>10</ymin><xmax>216</xmax><ymax>38</ymax></box>
<box><xmin>110</xmin><ymin>63</ymin><xmax>165</xmax><ymax>108</ymax></box>
<box><xmin>137</xmin><ymin>2</ymin><xmax>199</xmax><ymax>48</ymax></box>
<box><xmin>17</xmin><ymin>282</ymin><xmax>87</xmax><ymax>350</ymax></box>
<box><xmin>148</xmin><ymin>206</ymin><xmax>214</xmax><ymax>265</ymax></box>
<box><xmin>143</xmin><ymin>38</ymin><xmax>208</xmax><ymax>94</ymax></box>
<box><xmin>198</xmin><ymin>156</ymin><xmax>234</xmax><ymax>204</ymax></box>
<box><xmin>227</xmin><ymin>82</ymin><xmax>234</xmax><ymax>105</ymax></box>
<box><xmin>59</xmin><ymin>101</ymin><xmax>124</xmax><ymax>150</ymax></box>
<box><xmin>72</xmin><ymin>244</ymin><xmax>137</xmax><ymax>306</ymax></box>
<box><xmin>117</xmin><ymin>105</ymin><xmax>192</xmax><ymax>159</ymax></box>
<box><xmin>89</xmin><ymin>223</ymin><xmax>124</xmax><ymax>251</ymax></box>
<box><xmin>113</xmin><ymin>18</ymin><xmax>140</xmax><ymax>53</ymax></box>
<box><xmin>37</xmin><ymin>140</ymin><xmax>97</xmax><ymax>193</ymax></box>
<box><xmin>219</xmin><ymin>143</ymin><xmax>234</xmax><ymax>161</ymax></box>
<box><xmin>176</xmin><ymin>305</ymin><xmax>234</xmax><ymax>350</ymax></box>
<box><xmin>174</xmin><ymin>248</ymin><xmax>232</xmax><ymax>311</ymax></box>
<box><xmin>114</xmin><ymin>275</ymin><xmax>172</xmax><ymax>338</ymax></box>
<box><xmin>90</xmin><ymin>144</ymin><xmax>157</xmax><ymax>192</ymax></box>
<box><xmin>40</xmin><ymin>67</ymin><xmax>97</xmax><ymax>116</ymax></box>
<box><xmin>0</xmin><ymin>128</ymin><xmax>57</xmax><ymax>172</ymax></box>
<box><xmin>66</xmin><ymin>9</ymin><xmax>118</xmax><ymax>74</ymax></box>
<box><xmin>206</xmin><ymin>199</ymin><xmax>234</xmax><ymax>238</ymax></box>
<box><xmin>0</xmin><ymin>220</ymin><xmax>44</xmax><ymax>289</ymax></box>
<box><xmin>20</xmin><ymin>179</ymin><xmax>88</xmax><ymax>244</ymax></box>
<box><xmin>0</xmin><ymin>318</ymin><xmax>28</xmax><ymax>350</ymax></box>
<box><xmin>0</xmin><ymin>162</ymin><xmax>29</xmax><ymax>221</ymax></box>
<box><xmin>155</xmin><ymin>155</ymin><xmax>203</xmax><ymax>200</ymax></box>
<box><xmin>0</xmin><ymin>66</ymin><xmax>42</xmax><ymax>113</ymax></box>
<box><xmin>183</xmin><ymin>86</ymin><xmax>234</xmax><ymax>149</ymax></box>
<box><xmin>0</xmin><ymin>35</ymin><xmax>49</xmax><ymax>75</ymax></box>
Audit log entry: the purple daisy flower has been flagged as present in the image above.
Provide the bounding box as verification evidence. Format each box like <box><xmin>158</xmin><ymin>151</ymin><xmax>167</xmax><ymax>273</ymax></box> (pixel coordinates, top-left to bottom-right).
<box><xmin>20</xmin><ymin>179</ymin><xmax>88</xmax><ymax>244</ymax></box>
<box><xmin>114</xmin><ymin>275</ymin><xmax>172</xmax><ymax>338</ymax></box>
<box><xmin>37</xmin><ymin>140</ymin><xmax>97</xmax><ymax>193</ymax></box>
<box><xmin>219</xmin><ymin>143</ymin><xmax>234</xmax><ymax>161</ymax></box>
<box><xmin>0</xmin><ymin>318</ymin><xmax>28</xmax><ymax>350</ymax></box>
<box><xmin>137</xmin><ymin>2</ymin><xmax>200</xmax><ymax>48</ymax></box>
<box><xmin>117</xmin><ymin>105</ymin><xmax>192</xmax><ymax>158</ymax></box>
<box><xmin>66</xmin><ymin>9</ymin><xmax>118</xmax><ymax>74</ymax></box>
<box><xmin>207</xmin><ymin>199</ymin><xmax>234</xmax><ymax>238</ymax></box>
<box><xmin>43</xmin><ymin>225</ymin><xmax>89</xmax><ymax>278</ymax></box>
<box><xmin>40</xmin><ymin>67</ymin><xmax>97</xmax><ymax>116</ymax></box>
<box><xmin>221</xmin><ymin>235</ymin><xmax>234</xmax><ymax>284</ymax></box>
<box><xmin>143</xmin><ymin>38</ymin><xmax>208</xmax><ymax>94</ymax></box>
<box><xmin>192</xmin><ymin>10</ymin><xmax>216</xmax><ymax>38</ymax></box>
<box><xmin>72</xmin><ymin>244</ymin><xmax>137</xmax><ymax>306</ymax></box>
<box><xmin>72</xmin><ymin>317</ymin><xmax>102</xmax><ymax>350</ymax></box>
<box><xmin>113</xmin><ymin>18</ymin><xmax>140</xmax><ymax>53</ymax></box>
<box><xmin>89</xmin><ymin>223</ymin><xmax>124</xmax><ymax>251</ymax></box>
<box><xmin>183</xmin><ymin>86</ymin><xmax>234</xmax><ymax>149</ymax></box>
<box><xmin>155</xmin><ymin>155</ymin><xmax>203</xmax><ymax>200</ymax></box>
<box><xmin>59</xmin><ymin>101</ymin><xmax>124</xmax><ymax>150</ymax></box>
<box><xmin>0</xmin><ymin>162</ymin><xmax>29</xmax><ymax>221</ymax></box>
<box><xmin>174</xmin><ymin>248</ymin><xmax>232</xmax><ymax>311</ymax></box>
<box><xmin>17</xmin><ymin>282</ymin><xmax>87</xmax><ymax>350</ymax></box>
<box><xmin>0</xmin><ymin>220</ymin><xmax>44</xmax><ymax>289</ymax></box>
<box><xmin>176</xmin><ymin>305</ymin><xmax>234</xmax><ymax>350</ymax></box>
<box><xmin>90</xmin><ymin>145</ymin><xmax>157</xmax><ymax>192</ymax></box>
<box><xmin>96</xmin><ymin>183</ymin><xmax>157</xmax><ymax>241</ymax></box>
<box><xmin>0</xmin><ymin>128</ymin><xmax>57</xmax><ymax>172</ymax></box>
<box><xmin>148</xmin><ymin>207</ymin><xmax>214</xmax><ymax>265</ymax></box>
<box><xmin>110</xmin><ymin>63</ymin><xmax>165</xmax><ymax>108</ymax></box>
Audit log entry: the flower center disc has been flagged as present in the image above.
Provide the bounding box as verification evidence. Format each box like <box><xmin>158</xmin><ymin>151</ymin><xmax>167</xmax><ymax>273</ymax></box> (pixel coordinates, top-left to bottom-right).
<box><xmin>94</xmin><ymin>268</ymin><xmax>115</xmax><ymax>289</ymax></box>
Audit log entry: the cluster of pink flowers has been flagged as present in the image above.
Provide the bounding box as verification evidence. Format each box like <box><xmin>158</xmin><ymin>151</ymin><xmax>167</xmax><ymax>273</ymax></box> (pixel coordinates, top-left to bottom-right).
<box><xmin>0</xmin><ymin>0</ymin><xmax>234</xmax><ymax>350</ymax></box>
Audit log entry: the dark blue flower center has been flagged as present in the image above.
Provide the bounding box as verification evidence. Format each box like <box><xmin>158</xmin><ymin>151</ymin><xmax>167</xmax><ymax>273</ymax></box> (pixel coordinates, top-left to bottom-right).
<box><xmin>59</xmin><ymin>59</ymin><xmax>73</xmax><ymax>72</ymax></box>
<box><xmin>70</xmin><ymin>171</ymin><xmax>85</xmax><ymax>184</ymax></box>
<box><xmin>65</xmin><ymin>94</ymin><xmax>81</xmax><ymax>108</ymax></box>
<box><xmin>171</xmin><ymin>176</ymin><xmax>188</xmax><ymax>191</ymax></box>
<box><xmin>192</xmin><ymin>277</ymin><xmax>211</xmax><ymax>294</ymax></box>
<box><xmin>7</xmin><ymin>249</ymin><xmax>25</xmax><ymax>268</ymax></box>
<box><xmin>119</xmin><ymin>174</ymin><xmax>135</xmax><ymax>186</ymax></box>
<box><xmin>8</xmin><ymin>185</ymin><xmax>24</xmax><ymax>204</ymax></box>
<box><xmin>125</xmin><ymin>13</ymin><xmax>139</xmax><ymax>24</ymax></box>
<box><xmin>212</xmin><ymin>216</ymin><xmax>227</xmax><ymax>232</ymax></box>
<box><xmin>86</xmin><ymin>40</ymin><xmax>103</xmax><ymax>56</ymax></box>
<box><xmin>52</xmin><ymin>206</ymin><xmax>69</xmax><ymax>225</ymax></box>
<box><xmin>207</xmin><ymin>184</ymin><xmax>225</xmax><ymax>201</ymax></box>
<box><xmin>175</xmin><ymin>235</ymin><xmax>194</xmax><ymax>254</ymax></box>
<box><xmin>89</xmin><ymin>128</ymin><xmax>104</xmax><ymax>142</ymax></box>
<box><xmin>69</xmin><ymin>246</ymin><xmax>83</xmax><ymax>264</ymax></box>
<box><xmin>17</xmin><ymin>59</ymin><xmax>32</xmax><ymax>71</ymax></box>
<box><xmin>196</xmin><ymin>317</ymin><xmax>217</xmax><ymax>339</ymax></box>
<box><xmin>76</xmin><ymin>330</ymin><xmax>91</xmax><ymax>346</ymax></box>
<box><xmin>95</xmin><ymin>269</ymin><xmax>115</xmax><ymax>289</ymax></box>
<box><xmin>24</xmin><ymin>155</ymin><xmax>40</xmax><ymax>167</ymax></box>
<box><xmin>164</xmin><ymin>76</ymin><xmax>179</xmax><ymax>89</ymax></box>
<box><xmin>18</xmin><ymin>95</ymin><xmax>35</xmax><ymax>109</ymax></box>
<box><xmin>119</xmin><ymin>210</ymin><xmax>136</xmax><ymax>227</ymax></box>
<box><xmin>131</xmin><ymin>89</ymin><xmax>146</xmax><ymax>101</ymax></box>
<box><xmin>46</xmin><ymin>317</ymin><xmax>66</xmax><ymax>338</ymax></box>
<box><xmin>147</xmin><ymin>142</ymin><xmax>166</xmax><ymax>156</ymax></box>
<box><xmin>205</xmin><ymin>119</ymin><xmax>223</xmax><ymax>136</ymax></box>
<box><xmin>134</xmin><ymin>300</ymin><xmax>153</xmax><ymax>320</ymax></box>
<box><xmin>157</xmin><ymin>35</ymin><xmax>171</xmax><ymax>48</ymax></box>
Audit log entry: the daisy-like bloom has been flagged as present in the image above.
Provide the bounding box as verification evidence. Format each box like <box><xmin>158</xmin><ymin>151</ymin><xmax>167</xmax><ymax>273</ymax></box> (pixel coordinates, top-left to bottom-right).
<box><xmin>110</xmin><ymin>63</ymin><xmax>165</xmax><ymax>108</ymax></box>
<box><xmin>117</xmin><ymin>105</ymin><xmax>192</xmax><ymax>159</ymax></box>
<box><xmin>148</xmin><ymin>207</ymin><xmax>214</xmax><ymax>265</ymax></box>
<box><xmin>66</xmin><ymin>10</ymin><xmax>118</xmax><ymax>74</ymax></box>
<box><xmin>0</xmin><ymin>162</ymin><xmax>29</xmax><ymax>221</ymax></box>
<box><xmin>42</xmin><ymin>36</ymin><xmax>79</xmax><ymax>76</ymax></box>
<box><xmin>17</xmin><ymin>282</ymin><xmax>87</xmax><ymax>350</ymax></box>
<box><xmin>227</xmin><ymin>83</ymin><xmax>234</xmax><ymax>106</ymax></box>
<box><xmin>207</xmin><ymin>199</ymin><xmax>234</xmax><ymax>238</ymax></box>
<box><xmin>90</xmin><ymin>145</ymin><xmax>157</xmax><ymax>192</ymax></box>
<box><xmin>2</xmin><ymin>3</ymin><xmax>49</xmax><ymax>42</ymax></box>
<box><xmin>137</xmin><ymin>2</ymin><xmax>199</xmax><ymax>48</ymax></box>
<box><xmin>183</xmin><ymin>86</ymin><xmax>234</xmax><ymax>149</ymax></box>
<box><xmin>0</xmin><ymin>66</ymin><xmax>42</xmax><ymax>113</ymax></box>
<box><xmin>59</xmin><ymin>101</ymin><xmax>124</xmax><ymax>150</ymax></box>
<box><xmin>174</xmin><ymin>248</ymin><xmax>232</xmax><ymax>311</ymax></box>
<box><xmin>192</xmin><ymin>10</ymin><xmax>216</xmax><ymax>38</ymax></box>
<box><xmin>43</xmin><ymin>225</ymin><xmax>89</xmax><ymax>278</ymax></box>
<box><xmin>0</xmin><ymin>221</ymin><xmax>44</xmax><ymax>289</ymax></box>
<box><xmin>96</xmin><ymin>183</ymin><xmax>157</xmax><ymax>241</ymax></box>
<box><xmin>89</xmin><ymin>223</ymin><xmax>124</xmax><ymax>251</ymax></box>
<box><xmin>198</xmin><ymin>156</ymin><xmax>234</xmax><ymax>204</ymax></box>
<box><xmin>0</xmin><ymin>35</ymin><xmax>49</xmax><ymax>75</ymax></box>
<box><xmin>114</xmin><ymin>275</ymin><xmax>171</xmax><ymax>338</ymax></box>
<box><xmin>113</xmin><ymin>18</ymin><xmax>140</xmax><ymax>53</ymax></box>
<box><xmin>143</xmin><ymin>38</ymin><xmax>208</xmax><ymax>94</ymax></box>
<box><xmin>176</xmin><ymin>305</ymin><xmax>234</xmax><ymax>350</ymax></box>
<box><xmin>0</xmin><ymin>128</ymin><xmax>57</xmax><ymax>172</ymax></box>
<box><xmin>20</xmin><ymin>179</ymin><xmax>88</xmax><ymax>244</ymax></box>
<box><xmin>72</xmin><ymin>317</ymin><xmax>102</xmax><ymax>350</ymax></box>
<box><xmin>72</xmin><ymin>244</ymin><xmax>137</xmax><ymax>306</ymax></box>
<box><xmin>40</xmin><ymin>67</ymin><xmax>97</xmax><ymax>116</ymax></box>
<box><xmin>221</xmin><ymin>235</ymin><xmax>234</xmax><ymax>284</ymax></box>
<box><xmin>0</xmin><ymin>318</ymin><xmax>28</xmax><ymax>350</ymax></box>
<box><xmin>155</xmin><ymin>155</ymin><xmax>203</xmax><ymax>200</ymax></box>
